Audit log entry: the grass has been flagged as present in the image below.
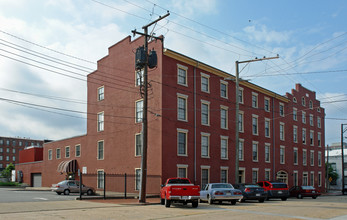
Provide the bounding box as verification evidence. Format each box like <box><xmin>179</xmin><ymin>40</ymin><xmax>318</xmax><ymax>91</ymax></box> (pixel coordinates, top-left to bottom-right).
<box><xmin>0</xmin><ymin>182</ymin><xmax>21</xmax><ymax>186</ymax></box>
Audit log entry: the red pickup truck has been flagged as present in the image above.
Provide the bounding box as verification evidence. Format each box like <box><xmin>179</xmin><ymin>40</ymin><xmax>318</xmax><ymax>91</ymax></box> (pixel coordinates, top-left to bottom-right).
<box><xmin>160</xmin><ymin>178</ymin><xmax>200</xmax><ymax>208</ymax></box>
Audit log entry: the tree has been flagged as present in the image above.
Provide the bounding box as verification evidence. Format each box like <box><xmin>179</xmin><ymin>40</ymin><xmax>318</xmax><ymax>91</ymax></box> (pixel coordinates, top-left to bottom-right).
<box><xmin>326</xmin><ymin>163</ymin><xmax>339</xmax><ymax>185</ymax></box>
<box><xmin>1</xmin><ymin>163</ymin><xmax>15</xmax><ymax>181</ymax></box>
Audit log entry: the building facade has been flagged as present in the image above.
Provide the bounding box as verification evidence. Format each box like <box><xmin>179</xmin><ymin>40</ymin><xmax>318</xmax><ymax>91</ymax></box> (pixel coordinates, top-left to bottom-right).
<box><xmin>0</xmin><ymin>136</ymin><xmax>43</xmax><ymax>171</ymax></box>
<box><xmin>16</xmin><ymin>36</ymin><xmax>326</xmax><ymax>193</ymax></box>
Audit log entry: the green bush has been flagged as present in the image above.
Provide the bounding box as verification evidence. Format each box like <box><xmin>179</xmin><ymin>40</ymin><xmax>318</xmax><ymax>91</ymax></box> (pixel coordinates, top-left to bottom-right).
<box><xmin>0</xmin><ymin>182</ymin><xmax>20</xmax><ymax>186</ymax></box>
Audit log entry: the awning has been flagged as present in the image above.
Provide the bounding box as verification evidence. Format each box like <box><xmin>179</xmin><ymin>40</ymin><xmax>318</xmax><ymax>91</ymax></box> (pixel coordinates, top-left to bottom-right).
<box><xmin>57</xmin><ymin>159</ymin><xmax>77</xmax><ymax>173</ymax></box>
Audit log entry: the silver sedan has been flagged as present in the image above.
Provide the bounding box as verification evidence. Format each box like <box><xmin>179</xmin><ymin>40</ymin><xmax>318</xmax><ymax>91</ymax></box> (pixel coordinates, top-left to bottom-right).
<box><xmin>200</xmin><ymin>183</ymin><xmax>243</xmax><ymax>205</ymax></box>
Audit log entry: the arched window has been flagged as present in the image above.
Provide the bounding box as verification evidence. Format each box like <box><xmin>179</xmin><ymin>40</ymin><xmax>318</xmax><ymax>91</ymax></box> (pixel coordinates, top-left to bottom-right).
<box><xmin>309</xmin><ymin>100</ymin><xmax>313</xmax><ymax>109</ymax></box>
<box><xmin>276</xmin><ymin>170</ymin><xmax>288</xmax><ymax>184</ymax></box>
<box><xmin>301</xmin><ymin>97</ymin><xmax>306</xmax><ymax>106</ymax></box>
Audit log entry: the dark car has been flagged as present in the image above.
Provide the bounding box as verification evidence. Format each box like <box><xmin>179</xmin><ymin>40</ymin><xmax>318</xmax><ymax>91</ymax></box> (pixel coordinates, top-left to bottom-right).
<box><xmin>234</xmin><ymin>183</ymin><xmax>268</xmax><ymax>203</ymax></box>
<box><xmin>257</xmin><ymin>181</ymin><xmax>289</xmax><ymax>201</ymax></box>
<box><xmin>289</xmin><ymin>186</ymin><xmax>321</xmax><ymax>199</ymax></box>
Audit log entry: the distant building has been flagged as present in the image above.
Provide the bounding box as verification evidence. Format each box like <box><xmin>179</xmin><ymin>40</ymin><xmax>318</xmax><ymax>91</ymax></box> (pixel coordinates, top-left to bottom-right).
<box><xmin>16</xmin><ymin>36</ymin><xmax>326</xmax><ymax>193</ymax></box>
<box><xmin>0</xmin><ymin>136</ymin><xmax>44</xmax><ymax>171</ymax></box>
<box><xmin>326</xmin><ymin>145</ymin><xmax>347</xmax><ymax>191</ymax></box>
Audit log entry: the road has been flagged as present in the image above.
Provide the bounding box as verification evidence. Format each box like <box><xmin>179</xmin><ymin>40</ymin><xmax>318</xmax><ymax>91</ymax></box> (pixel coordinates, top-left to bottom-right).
<box><xmin>0</xmin><ymin>188</ymin><xmax>347</xmax><ymax>219</ymax></box>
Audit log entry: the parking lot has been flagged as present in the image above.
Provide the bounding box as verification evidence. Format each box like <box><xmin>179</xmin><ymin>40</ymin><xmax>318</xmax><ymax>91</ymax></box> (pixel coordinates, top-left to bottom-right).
<box><xmin>0</xmin><ymin>188</ymin><xmax>347</xmax><ymax>220</ymax></box>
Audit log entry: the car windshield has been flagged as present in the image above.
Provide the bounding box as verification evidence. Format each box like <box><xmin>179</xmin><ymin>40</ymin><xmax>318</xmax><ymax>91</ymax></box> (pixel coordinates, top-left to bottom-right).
<box><xmin>58</xmin><ymin>180</ymin><xmax>67</xmax><ymax>185</ymax></box>
<box><xmin>301</xmin><ymin>186</ymin><xmax>315</xmax><ymax>190</ymax></box>
<box><xmin>168</xmin><ymin>179</ymin><xmax>190</xmax><ymax>184</ymax></box>
<box><xmin>245</xmin><ymin>184</ymin><xmax>260</xmax><ymax>188</ymax></box>
<box><xmin>211</xmin><ymin>184</ymin><xmax>233</xmax><ymax>189</ymax></box>
<box><xmin>271</xmin><ymin>183</ymin><xmax>287</xmax><ymax>188</ymax></box>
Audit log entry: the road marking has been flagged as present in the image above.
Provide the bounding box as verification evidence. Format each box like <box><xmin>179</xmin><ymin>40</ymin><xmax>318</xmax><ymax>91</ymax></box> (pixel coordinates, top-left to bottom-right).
<box><xmin>33</xmin><ymin>198</ymin><xmax>48</xmax><ymax>201</ymax></box>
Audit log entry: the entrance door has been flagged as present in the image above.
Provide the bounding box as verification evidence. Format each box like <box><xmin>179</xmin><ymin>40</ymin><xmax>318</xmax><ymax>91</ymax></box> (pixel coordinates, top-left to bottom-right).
<box><xmin>239</xmin><ymin>169</ymin><xmax>245</xmax><ymax>183</ymax></box>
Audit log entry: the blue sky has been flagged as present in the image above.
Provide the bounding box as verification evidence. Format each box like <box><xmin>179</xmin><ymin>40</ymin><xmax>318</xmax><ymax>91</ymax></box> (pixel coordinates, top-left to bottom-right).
<box><xmin>0</xmin><ymin>0</ymin><xmax>346</xmax><ymax>145</ymax></box>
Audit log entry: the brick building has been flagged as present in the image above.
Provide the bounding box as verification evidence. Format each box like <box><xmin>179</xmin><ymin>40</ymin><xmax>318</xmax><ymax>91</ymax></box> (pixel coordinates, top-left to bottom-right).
<box><xmin>16</xmin><ymin>36</ymin><xmax>325</xmax><ymax>193</ymax></box>
<box><xmin>0</xmin><ymin>136</ymin><xmax>43</xmax><ymax>171</ymax></box>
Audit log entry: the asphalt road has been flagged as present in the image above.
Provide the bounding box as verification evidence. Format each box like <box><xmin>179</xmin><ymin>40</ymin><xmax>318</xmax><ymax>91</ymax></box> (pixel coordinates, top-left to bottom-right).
<box><xmin>0</xmin><ymin>188</ymin><xmax>80</xmax><ymax>203</ymax></box>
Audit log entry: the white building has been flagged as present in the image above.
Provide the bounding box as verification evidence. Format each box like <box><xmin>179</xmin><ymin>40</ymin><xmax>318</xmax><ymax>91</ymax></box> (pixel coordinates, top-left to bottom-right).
<box><xmin>325</xmin><ymin>145</ymin><xmax>347</xmax><ymax>191</ymax></box>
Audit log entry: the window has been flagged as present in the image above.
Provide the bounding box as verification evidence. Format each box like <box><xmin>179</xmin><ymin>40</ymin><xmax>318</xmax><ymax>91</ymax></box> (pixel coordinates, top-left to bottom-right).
<box><xmin>48</xmin><ymin>149</ymin><xmax>52</xmax><ymax>160</ymax></box>
<box><xmin>302</xmin><ymin>97</ymin><xmax>306</xmax><ymax>106</ymax></box>
<box><xmin>97</xmin><ymin>141</ymin><xmax>104</xmax><ymax>160</ymax></box>
<box><xmin>0</xmin><ymin>139</ymin><xmax>2</xmax><ymax>145</ymax></box>
<box><xmin>293</xmin><ymin>148</ymin><xmax>298</xmax><ymax>165</ymax></box>
<box><xmin>97</xmin><ymin>112</ymin><xmax>104</xmax><ymax>132</ymax></box>
<box><xmin>135</xmin><ymin>169</ymin><xmax>141</xmax><ymax>190</ymax></box>
<box><xmin>310</xmin><ymin>130</ymin><xmax>314</xmax><ymax>146</ymax></box>
<box><xmin>303</xmin><ymin>149</ymin><xmax>307</xmax><ymax>166</ymax></box>
<box><xmin>6</xmin><ymin>156</ymin><xmax>9</xmax><ymax>161</ymax></box>
<box><xmin>201</xmin><ymin>167</ymin><xmax>210</xmax><ymax>189</ymax></box>
<box><xmin>12</xmin><ymin>149</ymin><xmax>15</xmax><ymax>153</ymax></box>
<box><xmin>293</xmin><ymin>126</ymin><xmax>298</xmax><ymax>143</ymax></box>
<box><xmin>6</xmin><ymin>148</ymin><xmax>9</xmax><ymax>153</ymax></box>
<box><xmin>220</xmin><ymin>106</ymin><xmax>228</xmax><ymax>129</ymax></box>
<box><xmin>56</xmin><ymin>148</ymin><xmax>61</xmax><ymax>159</ymax></box>
<box><xmin>238</xmin><ymin>111</ymin><xmax>244</xmax><ymax>132</ymax></box>
<box><xmin>265</xmin><ymin>144</ymin><xmax>270</xmax><ymax>163</ymax></box>
<box><xmin>252</xmin><ymin>93</ymin><xmax>258</xmax><ymax>108</ymax></box>
<box><xmin>136</xmin><ymin>69</ymin><xmax>144</xmax><ymax>86</ymax></box>
<box><xmin>252</xmin><ymin>115</ymin><xmax>258</xmax><ymax>135</ymax></box>
<box><xmin>318</xmin><ymin>151</ymin><xmax>322</xmax><ymax>167</ymax></box>
<box><xmin>6</xmin><ymin>140</ymin><xmax>9</xmax><ymax>146</ymax></box>
<box><xmin>318</xmin><ymin>172</ymin><xmax>322</xmax><ymax>187</ymax></box>
<box><xmin>310</xmin><ymin>150</ymin><xmax>314</xmax><ymax>166</ymax></box>
<box><xmin>303</xmin><ymin>172</ymin><xmax>308</xmax><ymax>186</ymax></box>
<box><xmin>177</xmin><ymin>129</ymin><xmax>188</xmax><ymax>156</ymax></box>
<box><xmin>221</xmin><ymin>136</ymin><xmax>228</xmax><ymax>159</ymax></box>
<box><xmin>12</xmin><ymin>140</ymin><xmax>16</xmax><ymax>146</ymax></box>
<box><xmin>264</xmin><ymin>97</ymin><xmax>270</xmax><ymax>112</ymax></box>
<box><xmin>0</xmin><ymin>148</ymin><xmax>2</xmax><ymax>153</ymax></box>
<box><xmin>265</xmin><ymin>169</ymin><xmax>271</xmax><ymax>181</ymax></box>
<box><xmin>280</xmin><ymin>146</ymin><xmax>285</xmax><ymax>164</ymax></box>
<box><xmin>252</xmin><ymin>169</ymin><xmax>258</xmax><ymax>183</ymax></box>
<box><xmin>302</xmin><ymin>128</ymin><xmax>306</xmax><ymax>144</ymax></box>
<box><xmin>201</xmin><ymin>101</ymin><xmax>210</xmax><ymax>126</ymax></box>
<box><xmin>293</xmin><ymin>108</ymin><xmax>297</xmax><ymax>121</ymax></box>
<box><xmin>317</xmin><ymin>107</ymin><xmax>321</xmax><ymax>112</ymax></box>
<box><xmin>177</xmin><ymin>65</ymin><xmax>188</xmax><ymax>86</ymax></box>
<box><xmin>265</xmin><ymin>119</ymin><xmax>270</xmax><ymax>138</ymax></box>
<box><xmin>310</xmin><ymin>172</ymin><xmax>314</xmax><ymax>186</ymax></box>
<box><xmin>19</xmin><ymin>141</ymin><xmax>22</xmax><ymax>146</ymax></box>
<box><xmin>309</xmin><ymin>114</ymin><xmax>314</xmax><ymax>126</ymax></box>
<box><xmin>279</xmin><ymin>103</ymin><xmax>284</xmax><ymax>116</ymax></box>
<box><xmin>65</xmin><ymin>146</ymin><xmax>70</xmax><ymax>158</ymax></box>
<box><xmin>309</xmin><ymin>100</ymin><xmax>313</xmax><ymax>109</ymax></box>
<box><xmin>12</xmin><ymin>156</ymin><xmax>15</xmax><ymax>161</ymax></box>
<box><xmin>220</xmin><ymin>80</ymin><xmax>228</xmax><ymax>98</ymax></box>
<box><xmin>0</xmin><ymin>156</ymin><xmax>2</xmax><ymax>160</ymax></box>
<box><xmin>239</xmin><ymin>139</ymin><xmax>244</xmax><ymax>161</ymax></box>
<box><xmin>238</xmin><ymin>88</ymin><xmax>244</xmax><ymax>104</ymax></box>
<box><xmin>220</xmin><ymin>168</ymin><xmax>228</xmax><ymax>183</ymax></box>
<box><xmin>252</xmin><ymin>142</ymin><xmax>258</xmax><ymax>162</ymax></box>
<box><xmin>177</xmin><ymin>94</ymin><xmax>188</xmax><ymax>121</ymax></box>
<box><xmin>136</xmin><ymin>100</ymin><xmax>143</xmax><ymax>123</ymax></box>
<box><xmin>293</xmin><ymin>171</ymin><xmax>298</xmax><ymax>186</ymax></box>
<box><xmin>135</xmin><ymin>134</ymin><xmax>142</xmax><ymax>156</ymax></box>
<box><xmin>317</xmin><ymin>132</ymin><xmax>321</xmax><ymax>147</ymax></box>
<box><xmin>201</xmin><ymin>73</ymin><xmax>210</xmax><ymax>93</ymax></box>
<box><xmin>98</xmin><ymin>86</ymin><xmax>104</xmax><ymax>101</ymax></box>
<box><xmin>317</xmin><ymin>117</ymin><xmax>321</xmax><ymax>128</ymax></box>
<box><xmin>75</xmin><ymin>145</ymin><xmax>81</xmax><ymax>157</ymax></box>
<box><xmin>201</xmin><ymin>133</ymin><xmax>210</xmax><ymax>158</ymax></box>
<box><xmin>302</xmin><ymin>111</ymin><xmax>306</xmax><ymax>123</ymax></box>
<box><xmin>97</xmin><ymin>170</ymin><xmax>104</xmax><ymax>189</ymax></box>
<box><xmin>280</xmin><ymin>122</ymin><xmax>285</xmax><ymax>141</ymax></box>
<box><xmin>177</xmin><ymin>165</ymin><xmax>188</xmax><ymax>178</ymax></box>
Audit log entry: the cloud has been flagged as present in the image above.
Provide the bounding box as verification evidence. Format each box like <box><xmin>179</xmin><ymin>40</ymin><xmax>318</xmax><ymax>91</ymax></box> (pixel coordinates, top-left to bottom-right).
<box><xmin>243</xmin><ymin>25</ymin><xmax>292</xmax><ymax>45</ymax></box>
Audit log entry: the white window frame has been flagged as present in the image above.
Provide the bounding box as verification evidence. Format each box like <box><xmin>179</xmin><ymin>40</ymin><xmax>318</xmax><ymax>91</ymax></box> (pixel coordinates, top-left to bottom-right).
<box><xmin>135</xmin><ymin>69</ymin><xmax>144</xmax><ymax>86</ymax></box>
<box><xmin>48</xmin><ymin>149</ymin><xmax>52</xmax><ymax>160</ymax></box>
<box><xmin>317</xmin><ymin>117</ymin><xmax>321</xmax><ymax>128</ymax></box>
<box><xmin>201</xmin><ymin>166</ymin><xmax>210</xmax><ymax>189</ymax></box>
<box><xmin>310</xmin><ymin>130</ymin><xmax>314</xmax><ymax>146</ymax></box>
<box><xmin>279</xmin><ymin>103</ymin><xmax>284</xmax><ymax>117</ymax></box>
<box><xmin>135</xmin><ymin>133</ymin><xmax>142</xmax><ymax>157</ymax></box>
<box><xmin>220</xmin><ymin>105</ymin><xmax>228</xmax><ymax>130</ymax></box>
<box><xmin>318</xmin><ymin>172</ymin><xmax>322</xmax><ymax>187</ymax></box>
<box><xmin>303</xmin><ymin>149</ymin><xmax>307</xmax><ymax>166</ymax></box>
<box><xmin>56</xmin><ymin>148</ymin><xmax>61</xmax><ymax>159</ymax></box>
<box><xmin>318</xmin><ymin>132</ymin><xmax>321</xmax><ymax>147</ymax></box>
<box><xmin>98</xmin><ymin>86</ymin><xmax>104</xmax><ymax>101</ymax></box>
<box><xmin>318</xmin><ymin>151</ymin><xmax>322</xmax><ymax>167</ymax></box>
<box><xmin>280</xmin><ymin>145</ymin><xmax>285</xmax><ymax>164</ymax></box>
<box><xmin>293</xmin><ymin>171</ymin><xmax>298</xmax><ymax>186</ymax></box>
<box><xmin>293</xmin><ymin>126</ymin><xmax>298</xmax><ymax>143</ymax></box>
<box><xmin>310</xmin><ymin>150</ymin><xmax>314</xmax><ymax>166</ymax></box>
<box><xmin>220</xmin><ymin>80</ymin><xmax>228</xmax><ymax>99</ymax></box>
<box><xmin>135</xmin><ymin>100</ymin><xmax>143</xmax><ymax>123</ymax></box>
<box><xmin>200</xmin><ymin>72</ymin><xmax>210</xmax><ymax>93</ymax></box>
<box><xmin>201</xmin><ymin>132</ymin><xmax>210</xmax><ymax>158</ymax></box>
<box><xmin>97</xmin><ymin>112</ymin><xmax>104</xmax><ymax>132</ymax></box>
<box><xmin>220</xmin><ymin>166</ymin><xmax>229</xmax><ymax>183</ymax></box>
<box><xmin>252</xmin><ymin>92</ymin><xmax>258</xmax><ymax>108</ymax></box>
<box><xmin>252</xmin><ymin>168</ymin><xmax>259</xmax><ymax>183</ymax></box>
<box><xmin>177</xmin><ymin>164</ymin><xmax>188</xmax><ymax>178</ymax></box>
<box><xmin>293</xmin><ymin>108</ymin><xmax>297</xmax><ymax>121</ymax></box>
<box><xmin>97</xmin><ymin>140</ymin><xmax>104</xmax><ymax>160</ymax></box>
<box><xmin>264</xmin><ymin>97</ymin><xmax>270</xmax><ymax>112</ymax></box>
<box><xmin>252</xmin><ymin>115</ymin><xmax>259</xmax><ymax>135</ymax></box>
<box><xmin>239</xmin><ymin>139</ymin><xmax>244</xmax><ymax>161</ymax></box>
<box><xmin>177</xmin><ymin>128</ymin><xmax>188</xmax><ymax>156</ymax></box>
<box><xmin>265</xmin><ymin>169</ymin><xmax>271</xmax><ymax>181</ymax></box>
<box><xmin>177</xmin><ymin>64</ymin><xmax>188</xmax><ymax>86</ymax></box>
<box><xmin>65</xmin><ymin>146</ymin><xmax>70</xmax><ymax>158</ymax></box>
<box><xmin>97</xmin><ymin>169</ymin><xmax>105</xmax><ymax>189</ymax></box>
<box><xmin>265</xmin><ymin>118</ymin><xmax>271</xmax><ymax>138</ymax></box>
<box><xmin>252</xmin><ymin>141</ymin><xmax>258</xmax><ymax>162</ymax></box>
<box><xmin>201</xmin><ymin>100</ymin><xmax>210</xmax><ymax>126</ymax></box>
<box><xmin>309</xmin><ymin>114</ymin><xmax>314</xmax><ymax>126</ymax></box>
<box><xmin>265</xmin><ymin>143</ymin><xmax>271</xmax><ymax>163</ymax></box>
<box><xmin>293</xmin><ymin>147</ymin><xmax>298</xmax><ymax>165</ymax></box>
<box><xmin>177</xmin><ymin>93</ymin><xmax>188</xmax><ymax>122</ymax></box>
<box><xmin>135</xmin><ymin>168</ymin><xmax>141</xmax><ymax>190</ymax></box>
<box><xmin>302</xmin><ymin>128</ymin><xmax>307</xmax><ymax>145</ymax></box>
<box><xmin>239</xmin><ymin>87</ymin><xmax>244</xmax><ymax>104</ymax></box>
<box><xmin>75</xmin><ymin>144</ymin><xmax>81</xmax><ymax>157</ymax></box>
<box><xmin>239</xmin><ymin>111</ymin><xmax>244</xmax><ymax>133</ymax></box>
<box><xmin>280</xmin><ymin>122</ymin><xmax>285</xmax><ymax>141</ymax></box>
<box><xmin>220</xmin><ymin>136</ymin><xmax>228</xmax><ymax>160</ymax></box>
<box><xmin>302</xmin><ymin>111</ymin><xmax>306</xmax><ymax>124</ymax></box>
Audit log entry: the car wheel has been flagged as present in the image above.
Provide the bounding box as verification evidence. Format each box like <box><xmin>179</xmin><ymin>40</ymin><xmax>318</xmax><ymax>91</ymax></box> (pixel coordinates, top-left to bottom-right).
<box><xmin>312</xmin><ymin>196</ymin><xmax>317</xmax><ymax>199</ymax></box>
<box><xmin>165</xmin><ymin>197</ymin><xmax>171</xmax><ymax>208</ymax></box>
<box><xmin>160</xmin><ymin>198</ymin><xmax>165</xmax><ymax>205</ymax></box>
<box><xmin>231</xmin><ymin>200</ymin><xmax>237</xmax><ymax>205</ymax></box>
<box><xmin>64</xmin><ymin>189</ymin><xmax>70</xmax><ymax>195</ymax></box>
<box><xmin>297</xmin><ymin>194</ymin><xmax>303</xmax><ymax>199</ymax></box>
<box><xmin>281</xmin><ymin>197</ymin><xmax>287</xmax><ymax>201</ymax></box>
<box><xmin>87</xmin><ymin>189</ymin><xmax>93</xmax><ymax>195</ymax></box>
<box><xmin>258</xmin><ymin>198</ymin><xmax>265</xmax><ymax>203</ymax></box>
<box><xmin>192</xmin><ymin>201</ymin><xmax>198</xmax><ymax>208</ymax></box>
<box><xmin>208</xmin><ymin>195</ymin><xmax>213</xmax><ymax>205</ymax></box>
<box><xmin>56</xmin><ymin>192</ymin><xmax>61</xmax><ymax>195</ymax></box>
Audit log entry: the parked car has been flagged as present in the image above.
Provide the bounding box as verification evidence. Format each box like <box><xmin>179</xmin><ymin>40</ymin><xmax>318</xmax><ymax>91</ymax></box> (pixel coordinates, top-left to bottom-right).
<box><xmin>257</xmin><ymin>181</ymin><xmax>289</xmax><ymax>201</ymax></box>
<box><xmin>234</xmin><ymin>183</ymin><xmax>268</xmax><ymax>203</ymax></box>
<box><xmin>289</xmin><ymin>186</ymin><xmax>321</xmax><ymax>199</ymax></box>
<box><xmin>51</xmin><ymin>180</ymin><xmax>95</xmax><ymax>195</ymax></box>
<box><xmin>200</xmin><ymin>183</ymin><xmax>243</xmax><ymax>205</ymax></box>
<box><xmin>160</xmin><ymin>178</ymin><xmax>200</xmax><ymax>208</ymax></box>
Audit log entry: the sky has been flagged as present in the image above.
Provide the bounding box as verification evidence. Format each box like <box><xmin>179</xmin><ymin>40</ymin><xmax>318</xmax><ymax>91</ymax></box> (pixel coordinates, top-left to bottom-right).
<box><xmin>0</xmin><ymin>0</ymin><xmax>346</xmax><ymax>145</ymax></box>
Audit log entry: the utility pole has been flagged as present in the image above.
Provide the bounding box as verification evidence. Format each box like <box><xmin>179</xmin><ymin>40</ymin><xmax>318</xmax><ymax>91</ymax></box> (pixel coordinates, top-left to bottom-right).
<box><xmin>341</xmin><ymin>124</ymin><xmax>347</xmax><ymax>195</ymax></box>
<box><xmin>132</xmin><ymin>12</ymin><xmax>170</xmax><ymax>203</ymax></box>
<box><xmin>234</xmin><ymin>56</ymin><xmax>279</xmax><ymax>184</ymax></box>
<box><xmin>326</xmin><ymin>144</ymin><xmax>329</xmax><ymax>192</ymax></box>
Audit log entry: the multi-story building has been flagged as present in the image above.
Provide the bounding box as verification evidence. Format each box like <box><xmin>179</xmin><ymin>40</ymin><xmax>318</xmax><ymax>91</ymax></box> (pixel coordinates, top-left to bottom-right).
<box><xmin>0</xmin><ymin>136</ymin><xmax>43</xmax><ymax>171</ymax></box>
<box><xmin>16</xmin><ymin>36</ymin><xmax>325</xmax><ymax>193</ymax></box>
